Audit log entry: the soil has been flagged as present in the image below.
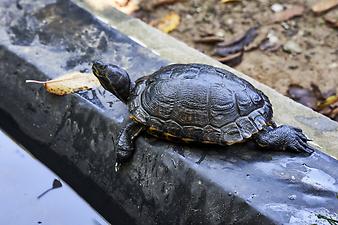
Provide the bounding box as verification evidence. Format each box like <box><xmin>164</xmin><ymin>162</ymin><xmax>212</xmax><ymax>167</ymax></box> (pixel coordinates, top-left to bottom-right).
<box><xmin>135</xmin><ymin>0</ymin><xmax>338</xmax><ymax>95</ymax></box>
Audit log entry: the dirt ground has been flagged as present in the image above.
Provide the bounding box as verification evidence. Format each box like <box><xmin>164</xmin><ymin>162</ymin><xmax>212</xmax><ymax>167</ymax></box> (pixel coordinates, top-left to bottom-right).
<box><xmin>135</xmin><ymin>0</ymin><xmax>338</xmax><ymax>96</ymax></box>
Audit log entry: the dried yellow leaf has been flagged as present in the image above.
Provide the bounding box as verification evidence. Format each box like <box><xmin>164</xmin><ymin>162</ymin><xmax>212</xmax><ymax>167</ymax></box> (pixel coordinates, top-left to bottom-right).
<box><xmin>156</xmin><ymin>12</ymin><xmax>180</xmax><ymax>33</ymax></box>
<box><xmin>26</xmin><ymin>72</ymin><xmax>100</xmax><ymax>96</ymax></box>
<box><xmin>317</xmin><ymin>95</ymin><xmax>338</xmax><ymax>110</ymax></box>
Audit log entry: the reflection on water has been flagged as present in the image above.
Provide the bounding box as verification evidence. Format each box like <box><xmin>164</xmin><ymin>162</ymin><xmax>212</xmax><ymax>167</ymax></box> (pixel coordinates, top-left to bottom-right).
<box><xmin>0</xmin><ymin>129</ymin><xmax>109</xmax><ymax>225</ymax></box>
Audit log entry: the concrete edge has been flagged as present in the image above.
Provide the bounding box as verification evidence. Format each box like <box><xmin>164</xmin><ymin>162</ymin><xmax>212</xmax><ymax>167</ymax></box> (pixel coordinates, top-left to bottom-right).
<box><xmin>73</xmin><ymin>1</ymin><xmax>338</xmax><ymax>158</ymax></box>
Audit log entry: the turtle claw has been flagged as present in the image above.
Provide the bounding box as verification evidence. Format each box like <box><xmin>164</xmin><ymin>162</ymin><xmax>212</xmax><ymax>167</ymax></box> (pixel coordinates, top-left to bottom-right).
<box><xmin>298</xmin><ymin>139</ymin><xmax>316</xmax><ymax>154</ymax></box>
<box><xmin>282</xmin><ymin>128</ymin><xmax>315</xmax><ymax>154</ymax></box>
<box><xmin>114</xmin><ymin>162</ymin><xmax>121</xmax><ymax>172</ymax></box>
<box><xmin>295</xmin><ymin>130</ymin><xmax>309</xmax><ymax>141</ymax></box>
<box><xmin>287</xmin><ymin>127</ymin><xmax>315</xmax><ymax>154</ymax></box>
<box><xmin>291</xmin><ymin>139</ymin><xmax>315</xmax><ymax>154</ymax></box>
<box><xmin>255</xmin><ymin>125</ymin><xmax>316</xmax><ymax>154</ymax></box>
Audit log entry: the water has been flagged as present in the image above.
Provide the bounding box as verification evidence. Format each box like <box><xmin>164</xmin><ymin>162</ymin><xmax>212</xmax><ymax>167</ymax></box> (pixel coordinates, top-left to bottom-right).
<box><xmin>0</xmin><ymin>129</ymin><xmax>109</xmax><ymax>225</ymax></box>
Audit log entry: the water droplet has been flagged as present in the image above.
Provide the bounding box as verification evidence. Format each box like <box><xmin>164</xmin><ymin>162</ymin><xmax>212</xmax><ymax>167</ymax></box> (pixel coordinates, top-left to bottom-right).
<box><xmin>288</xmin><ymin>194</ymin><xmax>297</xmax><ymax>200</ymax></box>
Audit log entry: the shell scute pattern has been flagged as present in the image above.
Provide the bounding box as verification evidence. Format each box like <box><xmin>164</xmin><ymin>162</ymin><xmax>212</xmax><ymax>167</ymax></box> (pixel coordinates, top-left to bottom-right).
<box><xmin>221</xmin><ymin>122</ymin><xmax>243</xmax><ymax>144</ymax></box>
<box><xmin>164</xmin><ymin>120</ymin><xmax>182</xmax><ymax>133</ymax></box>
<box><xmin>129</xmin><ymin>64</ymin><xmax>273</xmax><ymax>144</ymax></box>
<box><xmin>202</xmin><ymin>125</ymin><xmax>221</xmax><ymax>144</ymax></box>
<box><xmin>236</xmin><ymin>116</ymin><xmax>259</xmax><ymax>139</ymax></box>
<box><xmin>148</xmin><ymin>117</ymin><xmax>164</xmax><ymax>131</ymax></box>
<box><xmin>182</xmin><ymin>126</ymin><xmax>204</xmax><ymax>141</ymax></box>
<box><xmin>236</xmin><ymin>92</ymin><xmax>254</xmax><ymax>116</ymax></box>
<box><xmin>141</xmin><ymin>82</ymin><xmax>175</xmax><ymax>120</ymax></box>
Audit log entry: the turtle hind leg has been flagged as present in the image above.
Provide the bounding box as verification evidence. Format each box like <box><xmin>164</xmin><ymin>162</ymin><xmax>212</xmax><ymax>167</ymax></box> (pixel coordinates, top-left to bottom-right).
<box><xmin>116</xmin><ymin>120</ymin><xmax>144</xmax><ymax>164</ymax></box>
<box><xmin>254</xmin><ymin>124</ymin><xmax>316</xmax><ymax>154</ymax></box>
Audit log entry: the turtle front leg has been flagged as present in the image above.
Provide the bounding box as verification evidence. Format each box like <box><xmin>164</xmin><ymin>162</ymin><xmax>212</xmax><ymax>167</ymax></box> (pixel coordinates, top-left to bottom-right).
<box><xmin>254</xmin><ymin>124</ymin><xmax>316</xmax><ymax>154</ymax></box>
<box><xmin>116</xmin><ymin>120</ymin><xmax>144</xmax><ymax>164</ymax></box>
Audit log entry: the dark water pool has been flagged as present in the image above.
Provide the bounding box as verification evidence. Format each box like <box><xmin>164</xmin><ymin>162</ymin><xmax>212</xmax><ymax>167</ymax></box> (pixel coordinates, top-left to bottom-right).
<box><xmin>0</xmin><ymin>129</ymin><xmax>109</xmax><ymax>225</ymax></box>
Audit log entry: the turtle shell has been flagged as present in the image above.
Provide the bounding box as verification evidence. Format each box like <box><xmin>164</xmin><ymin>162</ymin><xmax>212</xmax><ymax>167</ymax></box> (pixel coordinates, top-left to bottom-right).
<box><xmin>128</xmin><ymin>64</ymin><xmax>273</xmax><ymax>145</ymax></box>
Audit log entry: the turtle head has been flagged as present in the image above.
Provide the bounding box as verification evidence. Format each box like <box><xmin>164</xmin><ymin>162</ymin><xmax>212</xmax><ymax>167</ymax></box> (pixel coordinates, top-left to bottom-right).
<box><xmin>92</xmin><ymin>61</ymin><xmax>133</xmax><ymax>104</ymax></box>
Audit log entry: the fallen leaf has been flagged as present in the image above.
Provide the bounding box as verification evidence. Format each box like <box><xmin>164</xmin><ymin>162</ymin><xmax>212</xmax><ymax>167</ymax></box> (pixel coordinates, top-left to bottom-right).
<box><xmin>214</xmin><ymin>26</ymin><xmax>258</xmax><ymax>57</ymax></box>
<box><xmin>220</xmin><ymin>0</ymin><xmax>241</xmax><ymax>3</ymax></box>
<box><xmin>154</xmin><ymin>12</ymin><xmax>180</xmax><ymax>33</ymax></box>
<box><xmin>152</xmin><ymin>0</ymin><xmax>181</xmax><ymax>8</ymax></box>
<box><xmin>26</xmin><ymin>72</ymin><xmax>100</xmax><ymax>96</ymax></box>
<box><xmin>310</xmin><ymin>83</ymin><xmax>325</xmax><ymax>100</ymax></box>
<box><xmin>324</xmin><ymin>11</ymin><xmax>338</xmax><ymax>28</ymax></box>
<box><xmin>37</xmin><ymin>179</ymin><xmax>62</xmax><ymax>199</ymax></box>
<box><xmin>83</xmin><ymin>0</ymin><xmax>139</xmax><ymax>15</ymax></box>
<box><xmin>287</xmin><ymin>84</ymin><xmax>318</xmax><ymax>109</ymax></box>
<box><xmin>271</xmin><ymin>5</ymin><xmax>304</xmax><ymax>23</ymax></box>
<box><xmin>287</xmin><ymin>84</ymin><xmax>338</xmax><ymax>122</ymax></box>
<box><xmin>325</xmin><ymin>16</ymin><xmax>338</xmax><ymax>28</ymax></box>
<box><xmin>329</xmin><ymin>107</ymin><xmax>338</xmax><ymax>121</ymax></box>
<box><xmin>215</xmin><ymin>51</ymin><xmax>243</xmax><ymax>67</ymax></box>
<box><xmin>311</xmin><ymin>0</ymin><xmax>338</xmax><ymax>13</ymax></box>
<box><xmin>317</xmin><ymin>95</ymin><xmax>338</xmax><ymax>110</ymax></box>
<box><xmin>194</xmin><ymin>36</ymin><xmax>224</xmax><ymax>44</ymax></box>
<box><xmin>245</xmin><ymin>27</ymin><xmax>269</xmax><ymax>51</ymax></box>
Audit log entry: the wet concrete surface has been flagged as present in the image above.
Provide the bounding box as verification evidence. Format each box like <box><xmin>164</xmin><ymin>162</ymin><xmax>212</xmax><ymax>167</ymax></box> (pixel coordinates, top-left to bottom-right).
<box><xmin>0</xmin><ymin>129</ymin><xmax>108</xmax><ymax>225</ymax></box>
<box><xmin>0</xmin><ymin>0</ymin><xmax>337</xmax><ymax>224</ymax></box>
<box><xmin>0</xmin><ymin>105</ymin><xmax>135</xmax><ymax>225</ymax></box>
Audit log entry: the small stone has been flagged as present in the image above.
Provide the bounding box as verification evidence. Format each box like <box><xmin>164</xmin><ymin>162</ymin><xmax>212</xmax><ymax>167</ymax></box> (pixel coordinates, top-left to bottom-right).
<box><xmin>267</xmin><ymin>31</ymin><xmax>279</xmax><ymax>44</ymax></box>
<box><xmin>216</xmin><ymin>30</ymin><xmax>225</xmax><ymax>37</ymax></box>
<box><xmin>271</xmin><ymin>3</ymin><xmax>284</xmax><ymax>12</ymax></box>
<box><xmin>226</xmin><ymin>18</ymin><xmax>234</xmax><ymax>25</ymax></box>
<box><xmin>281</xmin><ymin>22</ymin><xmax>290</xmax><ymax>30</ymax></box>
<box><xmin>288</xmin><ymin>194</ymin><xmax>297</xmax><ymax>200</ymax></box>
<box><xmin>283</xmin><ymin>41</ymin><xmax>302</xmax><ymax>54</ymax></box>
<box><xmin>298</xmin><ymin>30</ymin><xmax>304</xmax><ymax>37</ymax></box>
<box><xmin>329</xmin><ymin>63</ymin><xmax>338</xmax><ymax>69</ymax></box>
<box><xmin>260</xmin><ymin>30</ymin><xmax>280</xmax><ymax>51</ymax></box>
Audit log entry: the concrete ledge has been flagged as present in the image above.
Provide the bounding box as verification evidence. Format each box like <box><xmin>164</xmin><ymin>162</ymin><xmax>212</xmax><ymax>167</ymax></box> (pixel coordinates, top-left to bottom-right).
<box><xmin>74</xmin><ymin>1</ymin><xmax>338</xmax><ymax>158</ymax></box>
<box><xmin>1</xmin><ymin>1</ymin><xmax>338</xmax><ymax>225</ymax></box>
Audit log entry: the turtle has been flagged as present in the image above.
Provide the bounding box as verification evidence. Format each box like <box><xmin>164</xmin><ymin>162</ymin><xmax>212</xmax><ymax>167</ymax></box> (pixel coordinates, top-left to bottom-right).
<box><xmin>92</xmin><ymin>61</ymin><xmax>316</xmax><ymax>164</ymax></box>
